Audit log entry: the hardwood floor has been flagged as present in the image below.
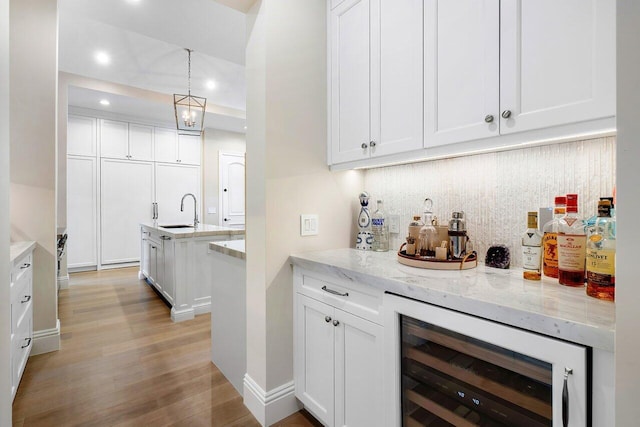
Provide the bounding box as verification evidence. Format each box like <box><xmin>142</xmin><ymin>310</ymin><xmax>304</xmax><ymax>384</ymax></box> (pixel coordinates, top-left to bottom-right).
<box><xmin>12</xmin><ymin>267</ymin><xmax>321</xmax><ymax>427</ymax></box>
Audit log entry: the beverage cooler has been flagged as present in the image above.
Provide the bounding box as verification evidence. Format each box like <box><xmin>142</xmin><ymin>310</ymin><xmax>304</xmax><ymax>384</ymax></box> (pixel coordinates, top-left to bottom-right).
<box><xmin>384</xmin><ymin>294</ymin><xmax>589</xmax><ymax>427</ymax></box>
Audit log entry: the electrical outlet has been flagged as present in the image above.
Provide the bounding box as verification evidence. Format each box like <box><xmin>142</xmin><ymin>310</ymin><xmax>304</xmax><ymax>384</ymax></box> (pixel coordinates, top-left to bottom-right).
<box><xmin>300</xmin><ymin>214</ymin><xmax>319</xmax><ymax>236</ymax></box>
<box><xmin>388</xmin><ymin>214</ymin><xmax>400</xmax><ymax>234</ymax></box>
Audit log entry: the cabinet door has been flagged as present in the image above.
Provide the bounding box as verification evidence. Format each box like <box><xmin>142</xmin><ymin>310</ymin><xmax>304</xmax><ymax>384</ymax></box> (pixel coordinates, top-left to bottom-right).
<box><xmin>154</xmin><ymin>127</ymin><xmax>178</xmax><ymax>163</ymax></box>
<box><xmin>155</xmin><ymin>163</ymin><xmax>200</xmax><ymax>225</ymax></box>
<box><xmin>334</xmin><ymin>309</ymin><xmax>384</xmax><ymax>427</ymax></box>
<box><xmin>148</xmin><ymin>242</ymin><xmax>158</xmax><ymax>286</ymax></box>
<box><xmin>161</xmin><ymin>238</ymin><xmax>175</xmax><ymax>305</ymax></box>
<box><xmin>178</xmin><ymin>134</ymin><xmax>201</xmax><ymax>165</ymax></box>
<box><xmin>67</xmin><ymin>156</ymin><xmax>98</xmax><ymax>269</ymax></box>
<box><xmin>375</xmin><ymin>0</ymin><xmax>423</xmax><ymax>157</ymax></box>
<box><xmin>500</xmin><ymin>0</ymin><xmax>615</xmax><ymax>134</ymax></box>
<box><xmin>330</xmin><ymin>0</ymin><xmax>371</xmax><ymax>164</ymax></box>
<box><xmin>295</xmin><ymin>294</ymin><xmax>335</xmax><ymax>426</ymax></box>
<box><xmin>100</xmin><ymin>119</ymin><xmax>129</xmax><ymax>159</ymax></box>
<box><xmin>141</xmin><ymin>233</ymin><xmax>151</xmax><ymax>278</ymax></box>
<box><xmin>424</xmin><ymin>0</ymin><xmax>500</xmax><ymax>147</ymax></box>
<box><xmin>67</xmin><ymin>115</ymin><xmax>97</xmax><ymax>157</ymax></box>
<box><xmin>101</xmin><ymin>159</ymin><xmax>155</xmax><ymax>265</ymax></box>
<box><xmin>129</xmin><ymin>124</ymin><xmax>154</xmax><ymax>161</ymax></box>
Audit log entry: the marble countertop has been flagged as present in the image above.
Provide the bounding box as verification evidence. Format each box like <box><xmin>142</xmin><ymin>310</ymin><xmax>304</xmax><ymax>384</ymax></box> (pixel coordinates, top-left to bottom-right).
<box><xmin>141</xmin><ymin>222</ymin><xmax>244</xmax><ymax>239</ymax></box>
<box><xmin>289</xmin><ymin>248</ymin><xmax>615</xmax><ymax>352</ymax></box>
<box><xmin>10</xmin><ymin>241</ymin><xmax>36</xmax><ymax>264</ymax></box>
<box><xmin>209</xmin><ymin>240</ymin><xmax>246</xmax><ymax>260</ymax></box>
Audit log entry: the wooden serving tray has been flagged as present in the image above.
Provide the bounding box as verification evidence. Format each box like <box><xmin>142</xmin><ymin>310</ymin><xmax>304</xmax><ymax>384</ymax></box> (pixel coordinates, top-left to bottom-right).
<box><xmin>397</xmin><ymin>245</ymin><xmax>477</xmax><ymax>270</ymax></box>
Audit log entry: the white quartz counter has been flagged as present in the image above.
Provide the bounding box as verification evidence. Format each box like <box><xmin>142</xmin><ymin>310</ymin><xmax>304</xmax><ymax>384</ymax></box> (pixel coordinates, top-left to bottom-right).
<box><xmin>141</xmin><ymin>222</ymin><xmax>244</xmax><ymax>239</ymax></box>
<box><xmin>289</xmin><ymin>248</ymin><xmax>615</xmax><ymax>352</ymax></box>
<box><xmin>10</xmin><ymin>241</ymin><xmax>36</xmax><ymax>264</ymax></box>
<box><xmin>209</xmin><ymin>240</ymin><xmax>245</xmax><ymax>260</ymax></box>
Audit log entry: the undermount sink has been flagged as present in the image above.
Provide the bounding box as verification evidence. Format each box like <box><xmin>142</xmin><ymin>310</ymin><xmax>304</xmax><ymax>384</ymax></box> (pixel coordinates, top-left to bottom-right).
<box><xmin>159</xmin><ymin>224</ymin><xmax>194</xmax><ymax>229</ymax></box>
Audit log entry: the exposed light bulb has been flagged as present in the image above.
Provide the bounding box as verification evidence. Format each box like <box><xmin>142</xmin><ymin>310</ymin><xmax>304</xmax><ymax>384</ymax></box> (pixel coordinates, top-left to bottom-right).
<box><xmin>206</xmin><ymin>80</ymin><xmax>217</xmax><ymax>90</ymax></box>
<box><xmin>94</xmin><ymin>51</ymin><xmax>110</xmax><ymax>65</ymax></box>
<box><xmin>99</xmin><ymin>99</ymin><xmax>110</xmax><ymax>106</ymax></box>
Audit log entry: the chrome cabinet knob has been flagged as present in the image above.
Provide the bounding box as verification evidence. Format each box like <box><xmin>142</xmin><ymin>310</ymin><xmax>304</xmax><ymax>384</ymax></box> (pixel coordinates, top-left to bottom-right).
<box><xmin>484</xmin><ymin>114</ymin><xmax>494</xmax><ymax>123</ymax></box>
<box><xmin>333</xmin><ymin>320</ymin><xmax>340</xmax><ymax>327</ymax></box>
<box><xmin>501</xmin><ymin>110</ymin><xmax>512</xmax><ymax>119</ymax></box>
<box><xmin>361</xmin><ymin>143</ymin><xmax>368</xmax><ymax>149</ymax></box>
<box><xmin>325</xmin><ymin>316</ymin><xmax>332</xmax><ymax>323</ymax></box>
<box><xmin>369</xmin><ymin>141</ymin><xmax>376</xmax><ymax>147</ymax></box>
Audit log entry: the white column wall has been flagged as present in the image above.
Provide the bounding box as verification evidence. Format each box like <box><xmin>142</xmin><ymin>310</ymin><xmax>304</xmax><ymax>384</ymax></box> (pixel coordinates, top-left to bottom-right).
<box><xmin>1</xmin><ymin>0</ymin><xmax>12</xmax><ymax>422</ymax></box>
<box><xmin>9</xmin><ymin>0</ymin><xmax>59</xmax><ymax>349</ymax></box>
<box><xmin>245</xmin><ymin>0</ymin><xmax>364</xmax><ymax>397</ymax></box>
<box><xmin>615</xmin><ymin>0</ymin><xmax>640</xmax><ymax>424</ymax></box>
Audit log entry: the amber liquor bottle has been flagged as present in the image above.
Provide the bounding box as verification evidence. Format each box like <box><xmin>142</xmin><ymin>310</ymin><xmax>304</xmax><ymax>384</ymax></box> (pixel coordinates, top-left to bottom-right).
<box><xmin>542</xmin><ymin>196</ymin><xmax>566</xmax><ymax>278</ymax></box>
<box><xmin>558</xmin><ymin>194</ymin><xmax>586</xmax><ymax>287</ymax></box>
<box><xmin>522</xmin><ymin>212</ymin><xmax>543</xmax><ymax>280</ymax></box>
<box><xmin>586</xmin><ymin>200</ymin><xmax>615</xmax><ymax>301</ymax></box>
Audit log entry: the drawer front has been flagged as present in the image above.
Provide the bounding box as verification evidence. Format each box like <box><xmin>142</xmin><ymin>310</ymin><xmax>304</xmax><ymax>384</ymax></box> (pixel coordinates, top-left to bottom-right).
<box><xmin>12</xmin><ymin>307</ymin><xmax>32</xmax><ymax>398</ymax></box>
<box><xmin>11</xmin><ymin>269</ymin><xmax>32</xmax><ymax>334</ymax></box>
<box><xmin>11</xmin><ymin>252</ymin><xmax>32</xmax><ymax>284</ymax></box>
<box><xmin>298</xmin><ymin>272</ymin><xmax>383</xmax><ymax>325</ymax></box>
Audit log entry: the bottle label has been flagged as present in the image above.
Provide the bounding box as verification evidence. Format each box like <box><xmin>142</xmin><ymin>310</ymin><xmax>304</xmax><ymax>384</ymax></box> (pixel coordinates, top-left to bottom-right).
<box><xmin>558</xmin><ymin>234</ymin><xmax>586</xmax><ymax>272</ymax></box>
<box><xmin>522</xmin><ymin>246</ymin><xmax>542</xmax><ymax>270</ymax></box>
<box><xmin>586</xmin><ymin>248</ymin><xmax>615</xmax><ymax>276</ymax></box>
<box><xmin>542</xmin><ymin>232</ymin><xmax>558</xmax><ymax>268</ymax></box>
<box><xmin>372</xmin><ymin>218</ymin><xmax>385</xmax><ymax>227</ymax></box>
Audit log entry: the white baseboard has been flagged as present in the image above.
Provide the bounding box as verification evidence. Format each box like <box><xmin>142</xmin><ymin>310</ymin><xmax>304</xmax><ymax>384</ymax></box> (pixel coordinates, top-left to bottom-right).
<box><xmin>193</xmin><ymin>302</ymin><xmax>211</xmax><ymax>316</ymax></box>
<box><xmin>31</xmin><ymin>319</ymin><xmax>61</xmax><ymax>355</ymax></box>
<box><xmin>243</xmin><ymin>374</ymin><xmax>301</xmax><ymax>426</ymax></box>
<box><xmin>58</xmin><ymin>275</ymin><xmax>70</xmax><ymax>290</ymax></box>
<box><xmin>138</xmin><ymin>270</ymin><xmax>145</xmax><ymax>280</ymax></box>
<box><xmin>170</xmin><ymin>307</ymin><xmax>195</xmax><ymax>323</ymax></box>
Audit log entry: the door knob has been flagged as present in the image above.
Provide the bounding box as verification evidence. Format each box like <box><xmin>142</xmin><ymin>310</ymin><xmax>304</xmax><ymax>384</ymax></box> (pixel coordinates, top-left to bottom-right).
<box><xmin>223</xmin><ymin>188</ymin><xmax>228</xmax><ymax>192</ymax></box>
<box><xmin>501</xmin><ymin>110</ymin><xmax>512</xmax><ymax>119</ymax></box>
<box><xmin>224</xmin><ymin>218</ymin><xmax>229</xmax><ymax>222</ymax></box>
<box><xmin>484</xmin><ymin>114</ymin><xmax>494</xmax><ymax>123</ymax></box>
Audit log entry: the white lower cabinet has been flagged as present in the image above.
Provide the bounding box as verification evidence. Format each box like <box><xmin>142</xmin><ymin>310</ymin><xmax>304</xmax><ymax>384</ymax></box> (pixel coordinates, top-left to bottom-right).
<box><xmin>141</xmin><ymin>229</ymin><xmax>174</xmax><ymax>305</ymax></box>
<box><xmin>294</xmin><ymin>268</ymin><xmax>384</xmax><ymax>427</ymax></box>
<box><xmin>10</xmin><ymin>245</ymin><xmax>34</xmax><ymax>401</ymax></box>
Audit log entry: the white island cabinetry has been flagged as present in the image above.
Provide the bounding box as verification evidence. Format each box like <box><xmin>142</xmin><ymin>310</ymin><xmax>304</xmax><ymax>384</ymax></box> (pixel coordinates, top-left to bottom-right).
<box><xmin>139</xmin><ymin>223</ymin><xmax>243</xmax><ymax>322</ymax></box>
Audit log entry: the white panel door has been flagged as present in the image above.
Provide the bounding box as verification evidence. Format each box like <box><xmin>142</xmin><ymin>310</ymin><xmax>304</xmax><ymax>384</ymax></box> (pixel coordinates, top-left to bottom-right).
<box><xmin>295</xmin><ymin>294</ymin><xmax>335</xmax><ymax>426</ymax></box>
<box><xmin>219</xmin><ymin>152</ymin><xmax>245</xmax><ymax>228</ymax></box>
<box><xmin>67</xmin><ymin>156</ymin><xmax>98</xmax><ymax>268</ymax></box>
<box><xmin>67</xmin><ymin>115</ymin><xmax>97</xmax><ymax>157</ymax></box>
<box><xmin>101</xmin><ymin>159</ymin><xmax>155</xmax><ymax>265</ymax></box>
<box><xmin>155</xmin><ymin>163</ymin><xmax>200</xmax><ymax>225</ymax></box>
<box><xmin>128</xmin><ymin>124</ymin><xmax>153</xmax><ymax>161</ymax></box>
<box><xmin>424</xmin><ymin>0</ymin><xmax>500</xmax><ymax>147</ymax></box>
<box><xmin>178</xmin><ymin>134</ymin><xmax>201</xmax><ymax>165</ymax></box>
<box><xmin>331</xmin><ymin>0</ymin><xmax>371</xmax><ymax>164</ymax></box>
<box><xmin>334</xmin><ymin>309</ymin><xmax>384</xmax><ymax>427</ymax></box>
<box><xmin>100</xmin><ymin>119</ymin><xmax>129</xmax><ymax>159</ymax></box>
<box><xmin>154</xmin><ymin>127</ymin><xmax>178</xmax><ymax>163</ymax></box>
<box><xmin>375</xmin><ymin>0</ymin><xmax>423</xmax><ymax>157</ymax></box>
<box><xmin>500</xmin><ymin>0</ymin><xmax>615</xmax><ymax>134</ymax></box>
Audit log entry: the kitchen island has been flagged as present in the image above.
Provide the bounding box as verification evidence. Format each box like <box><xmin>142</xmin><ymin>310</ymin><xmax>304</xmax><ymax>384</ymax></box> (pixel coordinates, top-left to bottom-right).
<box><xmin>139</xmin><ymin>222</ymin><xmax>243</xmax><ymax>322</ymax></box>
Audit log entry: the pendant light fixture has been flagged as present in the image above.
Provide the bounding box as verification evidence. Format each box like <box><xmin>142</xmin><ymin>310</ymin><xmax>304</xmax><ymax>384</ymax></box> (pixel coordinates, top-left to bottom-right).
<box><xmin>174</xmin><ymin>48</ymin><xmax>206</xmax><ymax>136</ymax></box>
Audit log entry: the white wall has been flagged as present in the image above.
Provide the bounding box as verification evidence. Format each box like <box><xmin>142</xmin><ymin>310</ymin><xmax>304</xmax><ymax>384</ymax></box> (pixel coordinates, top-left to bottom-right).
<box><xmin>10</xmin><ymin>0</ymin><xmax>59</xmax><ymax>353</ymax></box>
<box><xmin>615</xmin><ymin>1</ymin><xmax>639</xmax><ymax>423</ymax></box>
<box><xmin>245</xmin><ymin>0</ymin><xmax>364</xmax><ymax>401</ymax></box>
<box><xmin>364</xmin><ymin>136</ymin><xmax>616</xmax><ymax>265</ymax></box>
<box><xmin>202</xmin><ymin>128</ymin><xmax>246</xmax><ymax>225</ymax></box>
<box><xmin>0</xmin><ymin>0</ymin><xmax>12</xmax><ymax>422</ymax></box>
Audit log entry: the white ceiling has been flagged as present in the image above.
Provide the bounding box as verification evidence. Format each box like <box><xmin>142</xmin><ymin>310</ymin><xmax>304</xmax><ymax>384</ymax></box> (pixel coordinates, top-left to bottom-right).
<box><xmin>59</xmin><ymin>0</ymin><xmax>248</xmax><ymax>133</ymax></box>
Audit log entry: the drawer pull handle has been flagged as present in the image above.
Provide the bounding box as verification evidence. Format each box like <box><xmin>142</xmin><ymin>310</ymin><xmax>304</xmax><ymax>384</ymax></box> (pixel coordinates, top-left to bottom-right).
<box><xmin>332</xmin><ymin>320</ymin><xmax>340</xmax><ymax>327</ymax></box>
<box><xmin>21</xmin><ymin>263</ymin><xmax>31</xmax><ymax>269</ymax></box>
<box><xmin>562</xmin><ymin>367</ymin><xmax>573</xmax><ymax>427</ymax></box>
<box><xmin>21</xmin><ymin>338</ymin><xmax>32</xmax><ymax>349</ymax></box>
<box><xmin>321</xmin><ymin>285</ymin><xmax>349</xmax><ymax>297</ymax></box>
<box><xmin>21</xmin><ymin>295</ymin><xmax>31</xmax><ymax>304</ymax></box>
<box><xmin>325</xmin><ymin>316</ymin><xmax>332</xmax><ymax>323</ymax></box>
<box><xmin>161</xmin><ymin>236</ymin><xmax>172</xmax><ymax>240</ymax></box>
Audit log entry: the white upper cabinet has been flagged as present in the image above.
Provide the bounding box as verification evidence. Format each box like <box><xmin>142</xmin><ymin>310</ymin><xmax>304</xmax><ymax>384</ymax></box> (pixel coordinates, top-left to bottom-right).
<box><xmin>330</xmin><ymin>0</ymin><xmax>423</xmax><ymax>164</ymax></box>
<box><xmin>67</xmin><ymin>115</ymin><xmax>97</xmax><ymax>157</ymax></box>
<box><xmin>499</xmin><ymin>0</ymin><xmax>615</xmax><ymax>134</ymax></box>
<box><xmin>424</xmin><ymin>0</ymin><xmax>500</xmax><ymax>147</ymax></box>
<box><xmin>154</xmin><ymin>128</ymin><xmax>201</xmax><ymax>165</ymax></box>
<box><xmin>100</xmin><ymin>120</ymin><xmax>153</xmax><ymax>161</ymax></box>
<box><xmin>177</xmin><ymin>135</ymin><xmax>201</xmax><ymax>165</ymax></box>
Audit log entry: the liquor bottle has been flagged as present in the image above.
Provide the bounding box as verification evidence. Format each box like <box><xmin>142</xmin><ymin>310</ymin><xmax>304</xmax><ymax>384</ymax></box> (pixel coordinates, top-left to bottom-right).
<box><xmin>522</xmin><ymin>212</ymin><xmax>543</xmax><ymax>281</ymax></box>
<box><xmin>418</xmin><ymin>198</ymin><xmax>437</xmax><ymax>257</ymax></box>
<box><xmin>371</xmin><ymin>199</ymin><xmax>389</xmax><ymax>252</ymax></box>
<box><xmin>586</xmin><ymin>200</ymin><xmax>615</xmax><ymax>301</ymax></box>
<box><xmin>542</xmin><ymin>196</ymin><xmax>566</xmax><ymax>278</ymax></box>
<box><xmin>558</xmin><ymin>194</ymin><xmax>586</xmax><ymax>287</ymax></box>
<box><xmin>355</xmin><ymin>192</ymin><xmax>373</xmax><ymax>250</ymax></box>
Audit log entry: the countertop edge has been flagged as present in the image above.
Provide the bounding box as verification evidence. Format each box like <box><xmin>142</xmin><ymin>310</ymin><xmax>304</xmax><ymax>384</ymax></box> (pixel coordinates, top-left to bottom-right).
<box><xmin>289</xmin><ymin>251</ymin><xmax>615</xmax><ymax>352</ymax></box>
<box><xmin>141</xmin><ymin>222</ymin><xmax>245</xmax><ymax>239</ymax></box>
<box><xmin>209</xmin><ymin>241</ymin><xmax>246</xmax><ymax>260</ymax></box>
<box><xmin>10</xmin><ymin>241</ymin><xmax>37</xmax><ymax>264</ymax></box>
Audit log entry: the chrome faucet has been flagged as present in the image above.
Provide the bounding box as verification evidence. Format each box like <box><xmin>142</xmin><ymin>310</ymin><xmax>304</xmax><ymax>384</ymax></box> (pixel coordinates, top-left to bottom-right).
<box><xmin>180</xmin><ymin>193</ymin><xmax>199</xmax><ymax>228</ymax></box>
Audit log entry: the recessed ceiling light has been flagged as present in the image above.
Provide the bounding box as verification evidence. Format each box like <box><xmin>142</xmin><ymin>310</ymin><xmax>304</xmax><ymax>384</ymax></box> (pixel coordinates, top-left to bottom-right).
<box><xmin>99</xmin><ymin>99</ymin><xmax>110</xmax><ymax>106</ymax></box>
<box><xmin>95</xmin><ymin>51</ymin><xmax>110</xmax><ymax>65</ymax></box>
<box><xmin>206</xmin><ymin>80</ymin><xmax>217</xmax><ymax>90</ymax></box>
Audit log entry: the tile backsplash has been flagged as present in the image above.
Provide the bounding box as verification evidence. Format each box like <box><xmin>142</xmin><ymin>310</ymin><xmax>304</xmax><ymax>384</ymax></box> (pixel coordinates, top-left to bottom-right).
<box><xmin>363</xmin><ymin>136</ymin><xmax>616</xmax><ymax>267</ymax></box>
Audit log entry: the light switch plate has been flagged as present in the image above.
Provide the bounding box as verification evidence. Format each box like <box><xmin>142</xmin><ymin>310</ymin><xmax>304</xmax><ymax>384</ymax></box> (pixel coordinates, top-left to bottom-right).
<box><xmin>208</xmin><ymin>207</ymin><xmax>217</xmax><ymax>214</ymax></box>
<box><xmin>300</xmin><ymin>214</ymin><xmax>319</xmax><ymax>236</ymax></box>
<box><xmin>388</xmin><ymin>214</ymin><xmax>400</xmax><ymax>234</ymax></box>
